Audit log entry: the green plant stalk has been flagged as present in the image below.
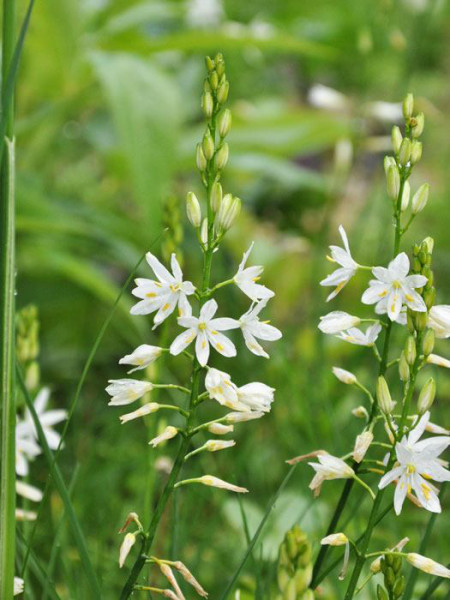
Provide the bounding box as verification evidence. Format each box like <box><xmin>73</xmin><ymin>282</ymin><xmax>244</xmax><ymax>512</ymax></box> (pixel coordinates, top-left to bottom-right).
<box><xmin>0</xmin><ymin>0</ymin><xmax>16</xmax><ymax>596</ymax></box>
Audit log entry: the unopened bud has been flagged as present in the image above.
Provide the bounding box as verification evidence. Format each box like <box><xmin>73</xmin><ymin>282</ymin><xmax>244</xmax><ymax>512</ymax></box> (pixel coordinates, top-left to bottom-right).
<box><xmin>214</xmin><ymin>143</ymin><xmax>229</xmax><ymax>170</ymax></box>
<box><xmin>417</xmin><ymin>378</ymin><xmax>436</xmax><ymax>413</ymax></box>
<box><xmin>411</xmin><ymin>112</ymin><xmax>424</xmax><ymax>138</ymax></box>
<box><xmin>202</xmin><ymin>130</ymin><xmax>215</xmax><ymax>160</ymax></box>
<box><xmin>210</xmin><ymin>181</ymin><xmax>222</xmax><ymax>212</ymax></box>
<box><xmin>218</xmin><ymin>109</ymin><xmax>232</xmax><ymax>138</ymax></box>
<box><xmin>386</xmin><ymin>165</ymin><xmax>400</xmax><ymax>200</ymax></box>
<box><xmin>403</xmin><ymin>93</ymin><xmax>414</xmax><ymax>119</ymax></box>
<box><xmin>423</xmin><ymin>329</ymin><xmax>435</xmax><ymax>356</ymax></box>
<box><xmin>353</xmin><ymin>431</ymin><xmax>373</xmax><ymax>463</ymax></box>
<box><xmin>377</xmin><ymin>584</ymin><xmax>389</xmax><ymax>600</ymax></box>
<box><xmin>398</xmin><ymin>137</ymin><xmax>411</xmax><ymax>166</ymax></box>
<box><xmin>412</xmin><ymin>183</ymin><xmax>429</xmax><ymax>214</ymax></box>
<box><xmin>215</xmin><ymin>53</ymin><xmax>225</xmax><ymax>75</ymax></box>
<box><xmin>217</xmin><ymin>79</ymin><xmax>229</xmax><ymax>104</ymax></box>
<box><xmin>205</xmin><ymin>56</ymin><xmax>215</xmax><ymax>71</ymax></box>
<box><xmin>119</xmin><ymin>533</ymin><xmax>136</xmax><ymax>568</ymax></box>
<box><xmin>399</xmin><ymin>352</ymin><xmax>410</xmax><ymax>382</ymax></box>
<box><xmin>201</xmin><ymin>92</ymin><xmax>214</xmax><ymax>118</ymax></box>
<box><xmin>377</xmin><ymin>376</ymin><xmax>395</xmax><ymax>414</ymax></box>
<box><xmin>405</xmin><ymin>336</ymin><xmax>416</xmax><ymax>365</ymax></box>
<box><xmin>186</xmin><ymin>192</ymin><xmax>201</xmax><ymax>227</ymax></box>
<box><xmin>196</xmin><ymin>143</ymin><xmax>207</xmax><ymax>172</ymax></box>
<box><xmin>209</xmin><ymin>70</ymin><xmax>219</xmax><ymax>90</ymax></box>
<box><xmin>410</xmin><ymin>140</ymin><xmax>422</xmax><ymax>164</ymax></box>
<box><xmin>216</xmin><ymin>194</ymin><xmax>241</xmax><ymax>232</ymax></box>
<box><xmin>208</xmin><ymin>423</ymin><xmax>234</xmax><ymax>435</ymax></box>
<box><xmin>423</xmin><ymin>236</ymin><xmax>434</xmax><ymax>254</ymax></box>
<box><xmin>391</xmin><ymin>126</ymin><xmax>402</xmax><ymax>154</ymax></box>
<box><xmin>384</xmin><ymin>156</ymin><xmax>396</xmax><ymax>175</ymax></box>
<box><xmin>400</xmin><ymin>180</ymin><xmax>410</xmax><ymax>211</ymax></box>
<box><xmin>332</xmin><ymin>367</ymin><xmax>357</xmax><ymax>385</ymax></box>
<box><xmin>352</xmin><ymin>406</ymin><xmax>369</xmax><ymax>420</ymax></box>
<box><xmin>200</xmin><ymin>218</ymin><xmax>208</xmax><ymax>245</ymax></box>
<box><xmin>415</xmin><ymin>311</ymin><xmax>428</xmax><ymax>332</ymax></box>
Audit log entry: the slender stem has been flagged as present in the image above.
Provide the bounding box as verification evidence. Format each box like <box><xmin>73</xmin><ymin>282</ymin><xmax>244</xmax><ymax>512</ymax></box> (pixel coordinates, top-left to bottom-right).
<box><xmin>0</xmin><ymin>1</ymin><xmax>17</xmax><ymax>597</ymax></box>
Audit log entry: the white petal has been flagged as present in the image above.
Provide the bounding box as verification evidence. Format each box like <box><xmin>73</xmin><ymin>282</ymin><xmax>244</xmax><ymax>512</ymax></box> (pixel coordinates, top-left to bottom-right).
<box><xmin>208</xmin><ymin>330</ymin><xmax>236</xmax><ymax>358</ymax></box>
<box><xmin>210</xmin><ymin>317</ymin><xmax>240</xmax><ymax>331</ymax></box>
<box><xmin>196</xmin><ymin>330</ymin><xmax>210</xmax><ymax>366</ymax></box>
<box><xmin>146</xmin><ymin>252</ymin><xmax>174</xmax><ymax>284</ymax></box>
<box><xmin>170</xmin><ymin>253</ymin><xmax>183</xmax><ymax>282</ymax></box>
<box><xmin>389</xmin><ymin>252</ymin><xmax>410</xmax><ymax>279</ymax></box>
<box><xmin>170</xmin><ymin>328</ymin><xmax>197</xmax><ymax>355</ymax></box>
<box><xmin>200</xmin><ymin>299</ymin><xmax>218</xmax><ymax>322</ymax></box>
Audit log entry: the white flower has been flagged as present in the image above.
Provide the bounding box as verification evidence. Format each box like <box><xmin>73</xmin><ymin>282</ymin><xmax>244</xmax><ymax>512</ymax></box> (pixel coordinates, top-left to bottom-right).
<box><xmin>308</xmin><ymin>454</ymin><xmax>355</xmax><ymax>496</ymax></box>
<box><xmin>208</xmin><ymin>423</ymin><xmax>234</xmax><ymax>435</ymax></box>
<box><xmin>204</xmin><ymin>439</ymin><xmax>236</xmax><ymax>452</ymax></box>
<box><xmin>119</xmin><ymin>403</ymin><xmax>160</xmax><ymax>424</ymax></box>
<box><xmin>378</xmin><ymin>412</ymin><xmax>450</xmax><ymax>514</ymax></box>
<box><xmin>119</xmin><ymin>533</ymin><xmax>136</xmax><ymax>568</ymax></box>
<box><xmin>321</xmin><ymin>533</ymin><xmax>350</xmax><ymax>580</ymax></box>
<box><xmin>362</xmin><ymin>252</ymin><xmax>427</xmax><ymax>321</ymax></box>
<box><xmin>428</xmin><ymin>305</ymin><xmax>450</xmax><ymax>338</ymax></box>
<box><xmin>119</xmin><ymin>345</ymin><xmax>163</xmax><ymax>373</ymax></box>
<box><xmin>170</xmin><ymin>299</ymin><xmax>238</xmax><ymax>367</ymax></box>
<box><xmin>15</xmin><ymin>508</ymin><xmax>37</xmax><ymax>521</ymax></box>
<box><xmin>353</xmin><ymin>431</ymin><xmax>374</xmax><ymax>463</ymax></box>
<box><xmin>130</xmin><ymin>252</ymin><xmax>195</xmax><ymax>328</ymax></box>
<box><xmin>14</xmin><ymin>577</ymin><xmax>24</xmax><ymax>596</ymax></box>
<box><xmin>427</xmin><ymin>354</ymin><xmax>450</xmax><ymax>369</ymax></box>
<box><xmin>337</xmin><ymin>323</ymin><xmax>382</xmax><ymax>346</ymax></box>
<box><xmin>106</xmin><ymin>379</ymin><xmax>152</xmax><ymax>406</ymax></box>
<box><xmin>23</xmin><ymin>387</ymin><xmax>67</xmax><ymax>450</ymax></box>
<box><xmin>238</xmin><ymin>299</ymin><xmax>281</xmax><ymax>358</ymax></box>
<box><xmin>236</xmin><ymin>382</ymin><xmax>274</xmax><ymax>413</ymax></box>
<box><xmin>225</xmin><ymin>411</ymin><xmax>265</xmax><ymax>423</ymax></box>
<box><xmin>16</xmin><ymin>480</ymin><xmax>43</xmax><ymax>503</ymax></box>
<box><xmin>233</xmin><ymin>243</ymin><xmax>274</xmax><ymax>302</ymax></box>
<box><xmin>195</xmin><ymin>475</ymin><xmax>248</xmax><ymax>493</ymax></box>
<box><xmin>320</xmin><ymin>226</ymin><xmax>358</xmax><ymax>301</ymax></box>
<box><xmin>319</xmin><ymin>311</ymin><xmax>361</xmax><ymax>334</ymax></box>
<box><xmin>205</xmin><ymin>368</ymin><xmax>247</xmax><ymax>411</ymax></box>
<box><xmin>332</xmin><ymin>367</ymin><xmax>357</xmax><ymax>385</ymax></box>
<box><xmin>149</xmin><ymin>426</ymin><xmax>178</xmax><ymax>448</ymax></box>
<box><xmin>406</xmin><ymin>553</ymin><xmax>450</xmax><ymax>578</ymax></box>
<box><xmin>15</xmin><ymin>421</ymin><xmax>41</xmax><ymax>477</ymax></box>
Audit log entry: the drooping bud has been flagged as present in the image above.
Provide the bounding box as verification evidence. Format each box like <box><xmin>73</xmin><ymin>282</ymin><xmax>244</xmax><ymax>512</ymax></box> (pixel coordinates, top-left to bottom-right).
<box><xmin>410</xmin><ymin>140</ymin><xmax>422</xmax><ymax>164</ymax></box>
<box><xmin>186</xmin><ymin>192</ymin><xmax>202</xmax><ymax>227</ymax></box>
<box><xmin>196</xmin><ymin>143</ymin><xmax>207</xmax><ymax>172</ymax></box>
<box><xmin>352</xmin><ymin>406</ymin><xmax>369</xmax><ymax>420</ymax></box>
<box><xmin>402</xmin><ymin>93</ymin><xmax>414</xmax><ymax>119</ymax></box>
<box><xmin>398</xmin><ymin>137</ymin><xmax>411</xmax><ymax>166</ymax></box>
<box><xmin>214</xmin><ymin>142</ymin><xmax>229</xmax><ymax>170</ymax></box>
<box><xmin>411</xmin><ymin>112</ymin><xmax>424</xmax><ymax>138</ymax></box>
<box><xmin>386</xmin><ymin>164</ymin><xmax>400</xmax><ymax>199</ymax></box>
<box><xmin>215</xmin><ymin>194</ymin><xmax>241</xmax><ymax>232</ymax></box>
<box><xmin>376</xmin><ymin>376</ymin><xmax>395</xmax><ymax>414</ymax></box>
<box><xmin>218</xmin><ymin>108</ymin><xmax>232</xmax><ymax>138</ymax></box>
<box><xmin>201</xmin><ymin>91</ymin><xmax>214</xmax><ymax>118</ymax></box>
<box><xmin>398</xmin><ymin>352</ymin><xmax>410</xmax><ymax>382</ymax></box>
<box><xmin>119</xmin><ymin>533</ymin><xmax>136</xmax><ymax>568</ymax></box>
<box><xmin>417</xmin><ymin>378</ymin><xmax>436</xmax><ymax>413</ymax></box>
<box><xmin>400</xmin><ymin>180</ymin><xmax>410</xmax><ymax>211</ymax></box>
<box><xmin>422</xmin><ymin>329</ymin><xmax>435</xmax><ymax>356</ymax></box>
<box><xmin>202</xmin><ymin>130</ymin><xmax>215</xmax><ymax>160</ymax></box>
<box><xmin>210</xmin><ymin>181</ymin><xmax>222</xmax><ymax>212</ymax></box>
<box><xmin>411</xmin><ymin>183</ymin><xmax>429</xmax><ymax>214</ymax></box>
<box><xmin>404</xmin><ymin>336</ymin><xmax>416</xmax><ymax>365</ymax></box>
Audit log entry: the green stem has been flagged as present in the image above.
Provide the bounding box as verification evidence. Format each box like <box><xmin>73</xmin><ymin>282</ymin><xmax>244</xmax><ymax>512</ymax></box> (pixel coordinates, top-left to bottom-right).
<box><xmin>0</xmin><ymin>0</ymin><xmax>17</xmax><ymax>597</ymax></box>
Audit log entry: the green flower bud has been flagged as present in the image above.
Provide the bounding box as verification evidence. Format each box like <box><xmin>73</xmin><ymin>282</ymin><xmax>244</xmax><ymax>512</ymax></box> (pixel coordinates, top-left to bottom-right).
<box><xmin>201</xmin><ymin>91</ymin><xmax>214</xmax><ymax>118</ymax></box>
<box><xmin>386</xmin><ymin>164</ymin><xmax>400</xmax><ymax>199</ymax></box>
<box><xmin>218</xmin><ymin>108</ymin><xmax>232</xmax><ymax>138</ymax></box>
<box><xmin>399</xmin><ymin>352</ymin><xmax>410</xmax><ymax>382</ymax></box>
<box><xmin>411</xmin><ymin>112</ymin><xmax>424</xmax><ymax>138</ymax></box>
<box><xmin>418</xmin><ymin>250</ymin><xmax>427</xmax><ymax>266</ymax></box>
<box><xmin>209</xmin><ymin>70</ymin><xmax>219</xmax><ymax>90</ymax></box>
<box><xmin>403</xmin><ymin>93</ymin><xmax>414</xmax><ymax>119</ymax></box>
<box><xmin>205</xmin><ymin>56</ymin><xmax>215</xmax><ymax>71</ymax></box>
<box><xmin>196</xmin><ymin>143</ymin><xmax>207</xmax><ymax>172</ymax></box>
<box><xmin>210</xmin><ymin>181</ymin><xmax>222</xmax><ymax>212</ymax></box>
<box><xmin>423</xmin><ymin>329</ymin><xmax>435</xmax><ymax>356</ymax></box>
<box><xmin>377</xmin><ymin>585</ymin><xmax>389</xmax><ymax>600</ymax></box>
<box><xmin>217</xmin><ymin>79</ymin><xmax>229</xmax><ymax>104</ymax></box>
<box><xmin>216</xmin><ymin>194</ymin><xmax>241</xmax><ymax>232</ymax></box>
<box><xmin>377</xmin><ymin>376</ymin><xmax>395</xmax><ymax>414</ymax></box>
<box><xmin>410</xmin><ymin>140</ymin><xmax>422</xmax><ymax>164</ymax></box>
<box><xmin>393</xmin><ymin>576</ymin><xmax>405</xmax><ymax>598</ymax></box>
<box><xmin>414</xmin><ymin>312</ymin><xmax>428</xmax><ymax>331</ymax></box>
<box><xmin>186</xmin><ymin>192</ymin><xmax>202</xmax><ymax>228</ymax></box>
<box><xmin>405</xmin><ymin>336</ymin><xmax>416</xmax><ymax>365</ymax></box>
<box><xmin>215</xmin><ymin>54</ymin><xmax>225</xmax><ymax>76</ymax></box>
<box><xmin>391</xmin><ymin>126</ymin><xmax>402</xmax><ymax>154</ymax></box>
<box><xmin>423</xmin><ymin>236</ymin><xmax>434</xmax><ymax>253</ymax></box>
<box><xmin>384</xmin><ymin>155</ymin><xmax>396</xmax><ymax>175</ymax></box>
<box><xmin>418</xmin><ymin>378</ymin><xmax>436</xmax><ymax>413</ymax></box>
<box><xmin>407</xmin><ymin>311</ymin><xmax>415</xmax><ymax>332</ymax></box>
<box><xmin>25</xmin><ymin>362</ymin><xmax>40</xmax><ymax>391</ymax></box>
<box><xmin>385</xmin><ymin>566</ymin><xmax>396</xmax><ymax>588</ymax></box>
<box><xmin>424</xmin><ymin>286</ymin><xmax>436</xmax><ymax>310</ymax></box>
<box><xmin>398</xmin><ymin>137</ymin><xmax>411</xmax><ymax>166</ymax></box>
<box><xmin>400</xmin><ymin>180</ymin><xmax>410</xmax><ymax>211</ymax></box>
<box><xmin>391</xmin><ymin>556</ymin><xmax>402</xmax><ymax>574</ymax></box>
<box><xmin>202</xmin><ymin>130</ymin><xmax>215</xmax><ymax>160</ymax></box>
<box><xmin>214</xmin><ymin>142</ymin><xmax>229</xmax><ymax>170</ymax></box>
<box><xmin>412</xmin><ymin>183</ymin><xmax>429</xmax><ymax>214</ymax></box>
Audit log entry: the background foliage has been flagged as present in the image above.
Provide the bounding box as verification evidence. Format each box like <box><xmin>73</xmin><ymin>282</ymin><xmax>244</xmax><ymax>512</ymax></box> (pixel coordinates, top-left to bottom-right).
<box><xmin>13</xmin><ymin>0</ymin><xmax>450</xmax><ymax>597</ymax></box>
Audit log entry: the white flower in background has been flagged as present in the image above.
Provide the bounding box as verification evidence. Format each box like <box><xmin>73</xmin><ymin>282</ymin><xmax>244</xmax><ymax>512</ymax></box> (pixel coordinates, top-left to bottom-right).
<box><xmin>320</xmin><ymin>226</ymin><xmax>358</xmax><ymax>301</ymax></box>
<box><xmin>149</xmin><ymin>426</ymin><xmax>178</xmax><ymax>448</ymax></box>
<box><xmin>362</xmin><ymin>252</ymin><xmax>427</xmax><ymax>321</ymax></box>
<box><xmin>131</xmin><ymin>252</ymin><xmax>195</xmax><ymax>328</ymax></box>
<box><xmin>119</xmin><ymin>533</ymin><xmax>136</xmax><ymax>568</ymax></box>
<box><xmin>308</xmin><ymin>454</ymin><xmax>355</xmax><ymax>496</ymax></box>
<box><xmin>406</xmin><ymin>553</ymin><xmax>450</xmax><ymax>578</ymax></box>
<box><xmin>170</xmin><ymin>299</ymin><xmax>238</xmax><ymax>366</ymax></box>
<box><xmin>195</xmin><ymin>475</ymin><xmax>248</xmax><ymax>493</ymax></box>
<box><xmin>106</xmin><ymin>379</ymin><xmax>152</xmax><ymax>406</ymax></box>
<box><xmin>428</xmin><ymin>305</ymin><xmax>450</xmax><ymax>338</ymax></box>
<box><xmin>378</xmin><ymin>412</ymin><xmax>450</xmax><ymax>514</ymax></box>
<box><xmin>119</xmin><ymin>403</ymin><xmax>160</xmax><ymax>424</ymax></box>
<box><xmin>353</xmin><ymin>431</ymin><xmax>374</xmax><ymax>463</ymax></box>
<box><xmin>332</xmin><ymin>367</ymin><xmax>357</xmax><ymax>385</ymax></box>
<box><xmin>23</xmin><ymin>387</ymin><xmax>67</xmax><ymax>450</ymax></box>
<box><xmin>427</xmin><ymin>354</ymin><xmax>450</xmax><ymax>369</ymax></box>
<box><xmin>14</xmin><ymin>577</ymin><xmax>24</xmax><ymax>596</ymax></box>
<box><xmin>15</xmin><ymin>421</ymin><xmax>41</xmax><ymax>477</ymax></box>
<box><xmin>233</xmin><ymin>243</ymin><xmax>274</xmax><ymax>302</ymax></box>
<box><xmin>308</xmin><ymin>84</ymin><xmax>349</xmax><ymax>112</ymax></box>
<box><xmin>119</xmin><ymin>345</ymin><xmax>163</xmax><ymax>373</ymax></box>
<box><xmin>337</xmin><ymin>322</ymin><xmax>382</xmax><ymax>346</ymax></box>
<box><xmin>16</xmin><ymin>480</ymin><xmax>43</xmax><ymax>503</ymax></box>
<box><xmin>319</xmin><ymin>311</ymin><xmax>361</xmax><ymax>334</ymax></box>
<box><xmin>238</xmin><ymin>299</ymin><xmax>282</xmax><ymax>358</ymax></box>
<box><xmin>236</xmin><ymin>382</ymin><xmax>274</xmax><ymax>413</ymax></box>
<box><xmin>186</xmin><ymin>0</ymin><xmax>223</xmax><ymax>28</ymax></box>
<box><xmin>15</xmin><ymin>508</ymin><xmax>38</xmax><ymax>521</ymax></box>
<box><xmin>205</xmin><ymin>368</ymin><xmax>247</xmax><ymax>411</ymax></box>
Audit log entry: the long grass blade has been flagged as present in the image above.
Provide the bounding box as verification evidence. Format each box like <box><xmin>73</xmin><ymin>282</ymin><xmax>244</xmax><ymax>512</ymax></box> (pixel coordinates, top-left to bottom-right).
<box><xmin>16</xmin><ymin>529</ymin><xmax>62</xmax><ymax>600</ymax></box>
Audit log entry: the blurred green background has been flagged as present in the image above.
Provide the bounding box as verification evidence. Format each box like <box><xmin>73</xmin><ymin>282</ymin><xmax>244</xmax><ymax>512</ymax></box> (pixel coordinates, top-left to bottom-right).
<box><xmin>13</xmin><ymin>0</ymin><xmax>450</xmax><ymax>597</ymax></box>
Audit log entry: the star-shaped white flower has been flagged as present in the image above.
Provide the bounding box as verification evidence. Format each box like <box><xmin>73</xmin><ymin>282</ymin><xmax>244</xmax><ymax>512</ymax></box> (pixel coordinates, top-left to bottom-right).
<box><xmin>428</xmin><ymin>305</ymin><xmax>450</xmax><ymax>339</ymax></box>
<box><xmin>238</xmin><ymin>299</ymin><xmax>282</xmax><ymax>358</ymax></box>
<box><xmin>318</xmin><ymin>311</ymin><xmax>361</xmax><ymax>334</ymax></box>
<box><xmin>378</xmin><ymin>411</ymin><xmax>450</xmax><ymax>515</ymax></box>
<box><xmin>23</xmin><ymin>387</ymin><xmax>67</xmax><ymax>451</ymax></box>
<box><xmin>320</xmin><ymin>225</ymin><xmax>358</xmax><ymax>301</ymax></box>
<box><xmin>131</xmin><ymin>252</ymin><xmax>195</xmax><ymax>328</ymax></box>
<box><xmin>170</xmin><ymin>299</ymin><xmax>239</xmax><ymax>366</ymax></box>
<box><xmin>106</xmin><ymin>379</ymin><xmax>152</xmax><ymax>406</ymax></box>
<box><xmin>236</xmin><ymin>382</ymin><xmax>275</xmax><ymax>413</ymax></box>
<box><xmin>233</xmin><ymin>243</ymin><xmax>274</xmax><ymax>302</ymax></box>
<box><xmin>337</xmin><ymin>322</ymin><xmax>382</xmax><ymax>346</ymax></box>
<box><xmin>15</xmin><ymin>421</ymin><xmax>41</xmax><ymax>477</ymax></box>
<box><xmin>362</xmin><ymin>252</ymin><xmax>427</xmax><ymax>322</ymax></box>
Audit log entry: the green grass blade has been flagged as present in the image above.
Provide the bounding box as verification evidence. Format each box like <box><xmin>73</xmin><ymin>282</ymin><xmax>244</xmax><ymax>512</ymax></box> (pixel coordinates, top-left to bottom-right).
<box><xmin>16</xmin><ymin>529</ymin><xmax>62</xmax><ymax>600</ymax></box>
<box><xmin>17</xmin><ymin>368</ymin><xmax>102</xmax><ymax>597</ymax></box>
<box><xmin>219</xmin><ymin>465</ymin><xmax>297</xmax><ymax>600</ymax></box>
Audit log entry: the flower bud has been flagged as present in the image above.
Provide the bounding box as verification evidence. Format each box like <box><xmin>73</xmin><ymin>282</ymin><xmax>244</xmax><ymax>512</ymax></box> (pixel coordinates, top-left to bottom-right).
<box><xmin>411</xmin><ymin>183</ymin><xmax>429</xmax><ymax>214</ymax></box>
<box><xmin>386</xmin><ymin>165</ymin><xmax>400</xmax><ymax>200</ymax></box>
<box><xmin>205</xmin><ymin>56</ymin><xmax>215</xmax><ymax>71</ymax></box>
<box><xmin>402</xmin><ymin>93</ymin><xmax>414</xmax><ymax>118</ymax></box>
<box><xmin>384</xmin><ymin>156</ymin><xmax>396</xmax><ymax>175</ymax></box>
<box><xmin>200</xmin><ymin>218</ymin><xmax>208</xmax><ymax>245</ymax></box>
<box><xmin>377</xmin><ymin>585</ymin><xmax>389</xmax><ymax>600</ymax></box>
<box><xmin>400</xmin><ymin>180</ymin><xmax>410</xmax><ymax>211</ymax></box>
<box><xmin>202</xmin><ymin>130</ymin><xmax>215</xmax><ymax>160</ymax></box>
<box><xmin>210</xmin><ymin>181</ymin><xmax>222</xmax><ymax>212</ymax></box>
<box><xmin>353</xmin><ymin>431</ymin><xmax>373</xmax><ymax>463</ymax></box>
<box><xmin>204</xmin><ymin>439</ymin><xmax>236</xmax><ymax>452</ymax></box>
<box><xmin>209</xmin><ymin>70</ymin><xmax>219</xmax><ymax>90</ymax></box>
<box><xmin>216</xmin><ymin>194</ymin><xmax>241</xmax><ymax>232</ymax></box>
<box><xmin>352</xmin><ymin>406</ymin><xmax>369</xmax><ymax>420</ymax></box>
<box><xmin>424</xmin><ymin>287</ymin><xmax>436</xmax><ymax>310</ymax></box>
<box><xmin>415</xmin><ymin>311</ymin><xmax>428</xmax><ymax>332</ymax></box>
<box><xmin>332</xmin><ymin>367</ymin><xmax>357</xmax><ymax>385</ymax></box>
<box><xmin>119</xmin><ymin>533</ymin><xmax>136</xmax><ymax>568</ymax></box>
<box><xmin>417</xmin><ymin>378</ymin><xmax>436</xmax><ymax>413</ymax></box>
<box><xmin>398</xmin><ymin>137</ymin><xmax>411</xmax><ymax>166</ymax></box>
<box><xmin>376</xmin><ymin>376</ymin><xmax>395</xmax><ymax>414</ymax></box>
<box><xmin>399</xmin><ymin>352</ymin><xmax>410</xmax><ymax>382</ymax></box>
<box><xmin>405</xmin><ymin>336</ymin><xmax>416</xmax><ymax>365</ymax></box>
<box><xmin>208</xmin><ymin>423</ymin><xmax>234</xmax><ymax>435</ymax></box>
<box><xmin>411</xmin><ymin>112</ymin><xmax>424</xmax><ymax>138</ymax></box>
<box><xmin>201</xmin><ymin>91</ymin><xmax>214</xmax><ymax>118</ymax></box>
<box><xmin>196</xmin><ymin>143</ymin><xmax>207</xmax><ymax>172</ymax></box>
<box><xmin>217</xmin><ymin>79</ymin><xmax>229</xmax><ymax>104</ymax></box>
<box><xmin>321</xmin><ymin>533</ymin><xmax>348</xmax><ymax>546</ymax></box>
<box><xmin>391</xmin><ymin>126</ymin><xmax>402</xmax><ymax>154</ymax></box>
<box><xmin>423</xmin><ymin>236</ymin><xmax>434</xmax><ymax>254</ymax></box>
<box><xmin>423</xmin><ymin>329</ymin><xmax>435</xmax><ymax>356</ymax></box>
<box><xmin>186</xmin><ymin>192</ymin><xmax>202</xmax><ymax>227</ymax></box>
<box><xmin>214</xmin><ymin>143</ymin><xmax>229</xmax><ymax>170</ymax></box>
<box><xmin>218</xmin><ymin>108</ymin><xmax>232</xmax><ymax>138</ymax></box>
<box><xmin>410</xmin><ymin>140</ymin><xmax>422</xmax><ymax>164</ymax></box>
<box><xmin>215</xmin><ymin>53</ymin><xmax>225</xmax><ymax>75</ymax></box>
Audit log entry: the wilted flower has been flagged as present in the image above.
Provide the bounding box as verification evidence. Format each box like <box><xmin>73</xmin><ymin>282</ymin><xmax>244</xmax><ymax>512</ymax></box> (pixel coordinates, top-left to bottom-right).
<box><xmin>320</xmin><ymin>225</ymin><xmax>358</xmax><ymax>301</ymax></box>
<box><xmin>119</xmin><ymin>403</ymin><xmax>160</xmax><ymax>424</ymax></box>
<box><xmin>406</xmin><ymin>553</ymin><xmax>450</xmax><ymax>578</ymax></box>
<box><xmin>149</xmin><ymin>426</ymin><xmax>178</xmax><ymax>448</ymax></box>
<box><xmin>106</xmin><ymin>379</ymin><xmax>152</xmax><ymax>406</ymax></box>
<box><xmin>119</xmin><ymin>533</ymin><xmax>136</xmax><ymax>568</ymax></box>
<box><xmin>309</xmin><ymin>454</ymin><xmax>355</xmax><ymax>496</ymax></box>
<box><xmin>233</xmin><ymin>243</ymin><xmax>274</xmax><ymax>301</ymax></box>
